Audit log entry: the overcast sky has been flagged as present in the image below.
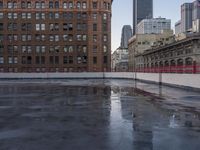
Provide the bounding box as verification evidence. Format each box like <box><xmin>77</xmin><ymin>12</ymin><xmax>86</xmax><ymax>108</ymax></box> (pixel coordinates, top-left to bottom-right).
<box><xmin>111</xmin><ymin>0</ymin><xmax>194</xmax><ymax>51</ymax></box>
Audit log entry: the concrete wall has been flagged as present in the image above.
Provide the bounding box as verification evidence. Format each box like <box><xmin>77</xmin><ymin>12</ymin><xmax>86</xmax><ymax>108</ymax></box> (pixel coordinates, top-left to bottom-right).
<box><xmin>0</xmin><ymin>72</ymin><xmax>200</xmax><ymax>89</ymax></box>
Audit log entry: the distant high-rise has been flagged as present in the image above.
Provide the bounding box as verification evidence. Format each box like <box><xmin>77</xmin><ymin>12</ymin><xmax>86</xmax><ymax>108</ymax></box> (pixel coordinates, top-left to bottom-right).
<box><xmin>137</xmin><ymin>18</ymin><xmax>171</xmax><ymax>34</ymax></box>
<box><xmin>120</xmin><ymin>25</ymin><xmax>132</xmax><ymax>48</ymax></box>
<box><xmin>133</xmin><ymin>0</ymin><xmax>153</xmax><ymax>35</ymax></box>
<box><xmin>181</xmin><ymin>3</ymin><xmax>193</xmax><ymax>32</ymax></box>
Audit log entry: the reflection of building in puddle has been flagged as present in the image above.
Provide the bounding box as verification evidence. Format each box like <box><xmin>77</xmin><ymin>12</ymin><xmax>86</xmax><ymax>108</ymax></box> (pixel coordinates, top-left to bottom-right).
<box><xmin>169</xmin><ymin>112</ymin><xmax>200</xmax><ymax>129</ymax></box>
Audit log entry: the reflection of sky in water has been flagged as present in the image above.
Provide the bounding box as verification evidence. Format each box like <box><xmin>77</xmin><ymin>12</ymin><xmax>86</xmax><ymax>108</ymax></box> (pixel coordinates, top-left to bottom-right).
<box><xmin>0</xmin><ymin>79</ymin><xmax>199</xmax><ymax>150</ymax></box>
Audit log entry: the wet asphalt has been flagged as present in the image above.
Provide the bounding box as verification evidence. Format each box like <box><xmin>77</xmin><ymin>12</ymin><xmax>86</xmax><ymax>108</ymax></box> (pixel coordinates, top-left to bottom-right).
<box><xmin>0</xmin><ymin>79</ymin><xmax>199</xmax><ymax>150</ymax></box>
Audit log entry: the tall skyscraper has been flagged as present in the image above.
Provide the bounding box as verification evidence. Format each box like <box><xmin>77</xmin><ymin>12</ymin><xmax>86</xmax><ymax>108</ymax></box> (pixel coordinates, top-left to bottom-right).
<box><xmin>120</xmin><ymin>25</ymin><xmax>132</xmax><ymax>48</ymax></box>
<box><xmin>133</xmin><ymin>0</ymin><xmax>153</xmax><ymax>35</ymax></box>
<box><xmin>181</xmin><ymin>3</ymin><xmax>193</xmax><ymax>32</ymax></box>
<box><xmin>0</xmin><ymin>0</ymin><xmax>113</xmax><ymax>73</ymax></box>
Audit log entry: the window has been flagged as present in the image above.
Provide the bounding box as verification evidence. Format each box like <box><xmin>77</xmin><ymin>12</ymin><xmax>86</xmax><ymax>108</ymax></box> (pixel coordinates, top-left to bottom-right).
<box><xmin>27</xmin><ymin>13</ymin><xmax>31</xmax><ymax>19</ymax></box>
<box><xmin>103</xmin><ymin>35</ymin><xmax>107</xmax><ymax>42</ymax></box>
<box><xmin>0</xmin><ymin>13</ymin><xmax>3</xmax><ymax>19</ymax></box>
<box><xmin>77</xmin><ymin>56</ymin><xmax>82</xmax><ymax>64</ymax></box>
<box><xmin>93</xmin><ymin>45</ymin><xmax>97</xmax><ymax>53</ymax></box>
<box><xmin>93</xmin><ymin>13</ymin><xmax>97</xmax><ymax>20</ymax></box>
<box><xmin>55</xmin><ymin>35</ymin><xmax>59</xmax><ymax>41</ymax></box>
<box><xmin>13</xmin><ymin>46</ymin><xmax>18</xmax><ymax>52</ymax></box>
<box><xmin>41</xmin><ymin>46</ymin><xmax>45</xmax><ymax>53</ymax></box>
<box><xmin>103</xmin><ymin>13</ymin><xmax>107</xmax><ymax>20</ymax></box>
<box><xmin>41</xmin><ymin>2</ymin><xmax>45</xmax><ymax>8</ymax></box>
<box><xmin>55</xmin><ymin>13</ymin><xmax>59</xmax><ymax>19</ymax></box>
<box><xmin>93</xmin><ymin>35</ymin><xmax>97</xmax><ymax>42</ymax></box>
<box><xmin>63</xmin><ymin>2</ymin><xmax>67</xmax><ymax>8</ymax></box>
<box><xmin>36</xmin><ymin>24</ymin><xmax>40</xmax><ymax>31</ymax></box>
<box><xmin>40</xmin><ymin>24</ymin><xmax>45</xmax><ymax>30</ymax></box>
<box><xmin>41</xmin><ymin>13</ymin><xmax>45</xmax><ymax>19</ymax></box>
<box><xmin>69</xmin><ymin>56</ymin><xmax>73</xmax><ymax>64</ymax></box>
<box><xmin>103</xmin><ymin>2</ymin><xmax>107</xmax><ymax>9</ymax></box>
<box><xmin>0</xmin><ymin>1</ymin><xmax>3</xmax><ymax>9</ymax></box>
<box><xmin>104</xmin><ymin>56</ymin><xmax>107</xmax><ymax>64</ymax></box>
<box><xmin>36</xmin><ymin>2</ymin><xmax>40</xmax><ymax>8</ymax></box>
<box><xmin>103</xmin><ymin>45</ymin><xmax>107</xmax><ymax>53</ymax></box>
<box><xmin>82</xmin><ymin>35</ymin><xmax>87</xmax><ymax>41</ymax></box>
<box><xmin>69</xmin><ymin>2</ymin><xmax>73</xmax><ymax>9</ymax></box>
<box><xmin>49</xmin><ymin>1</ymin><xmax>53</xmax><ymax>8</ymax></box>
<box><xmin>8</xmin><ymin>23</ymin><xmax>17</xmax><ymax>31</ymax></box>
<box><xmin>55</xmin><ymin>1</ymin><xmax>59</xmax><ymax>8</ymax></box>
<box><xmin>77</xmin><ymin>2</ymin><xmax>81</xmax><ymax>9</ymax></box>
<box><xmin>77</xmin><ymin>35</ymin><xmax>82</xmax><ymax>41</ymax></box>
<box><xmin>14</xmin><ymin>57</ymin><xmax>18</xmax><ymax>64</ymax></box>
<box><xmin>0</xmin><ymin>23</ymin><xmax>3</xmax><ymax>30</ymax></box>
<box><xmin>0</xmin><ymin>34</ymin><xmax>3</xmax><ymax>42</ymax></box>
<box><xmin>63</xmin><ymin>56</ymin><xmax>68</xmax><ymax>64</ymax></box>
<box><xmin>8</xmin><ymin>2</ymin><xmax>13</xmax><ymax>8</ymax></box>
<box><xmin>0</xmin><ymin>57</ymin><xmax>4</xmax><ymax>64</ymax></box>
<box><xmin>69</xmin><ymin>46</ymin><xmax>73</xmax><ymax>52</ymax></box>
<box><xmin>8</xmin><ymin>13</ymin><xmax>12</xmax><ymax>19</ymax></box>
<box><xmin>8</xmin><ymin>57</ymin><xmax>13</xmax><ymax>64</ymax></box>
<box><xmin>93</xmin><ymin>24</ymin><xmax>97</xmax><ymax>31</ymax></box>
<box><xmin>68</xmin><ymin>34</ymin><xmax>73</xmax><ymax>41</ymax></box>
<box><xmin>49</xmin><ymin>12</ymin><xmax>54</xmax><ymax>19</ymax></box>
<box><xmin>93</xmin><ymin>57</ymin><xmax>97</xmax><ymax>64</ymax></box>
<box><xmin>63</xmin><ymin>35</ymin><xmax>68</xmax><ymax>41</ymax></box>
<box><xmin>49</xmin><ymin>35</ymin><xmax>54</xmax><ymax>41</ymax></box>
<box><xmin>13</xmin><ymin>2</ymin><xmax>17</xmax><ymax>8</ymax></box>
<box><xmin>92</xmin><ymin>2</ymin><xmax>97</xmax><ymax>9</ymax></box>
<box><xmin>82</xmin><ymin>2</ymin><xmax>87</xmax><ymax>9</ymax></box>
<box><xmin>13</xmin><ymin>13</ymin><xmax>17</xmax><ymax>19</ymax></box>
<box><xmin>27</xmin><ymin>2</ymin><xmax>31</xmax><ymax>8</ymax></box>
<box><xmin>103</xmin><ymin>23</ymin><xmax>107</xmax><ymax>31</ymax></box>
<box><xmin>63</xmin><ymin>46</ymin><xmax>68</xmax><ymax>52</ymax></box>
<box><xmin>22</xmin><ymin>35</ymin><xmax>26</xmax><ymax>41</ymax></box>
<box><xmin>83</xmin><ymin>46</ymin><xmax>87</xmax><ymax>53</ymax></box>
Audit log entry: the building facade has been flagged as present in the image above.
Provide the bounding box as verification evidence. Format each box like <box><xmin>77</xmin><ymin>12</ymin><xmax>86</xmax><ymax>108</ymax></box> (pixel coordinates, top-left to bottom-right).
<box><xmin>133</xmin><ymin>0</ymin><xmax>153</xmax><ymax>35</ymax></box>
<box><xmin>175</xmin><ymin>20</ymin><xmax>182</xmax><ymax>35</ymax></box>
<box><xmin>111</xmin><ymin>47</ymin><xmax>128</xmax><ymax>72</ymax></box>
<box><xmin>0</xmin><ymin>0</ymin><xmax>113</xmax><ymax>73</ymax></box>
<box><xmin>128</xmin><ymin>30</ymin><xmax>174</xmax><ymax>71</ymax></box>
<box><xmin>120</xmin><ymin>25</ymin><xmax>132</xmax><ymax>49</ymax></box>
<box><xmin>137</xmin><ymin>18</ymin><xmax>171</xmax><ymax>34</ymax></box>
<box><xmin>135</xmin><ymin>35</ymin><xmax>200</xmax><ymax>73</ymax></box>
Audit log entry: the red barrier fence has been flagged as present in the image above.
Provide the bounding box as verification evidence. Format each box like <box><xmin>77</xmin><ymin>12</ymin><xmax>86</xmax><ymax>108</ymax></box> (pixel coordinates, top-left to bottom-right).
<box><xmin>135</xmin><ymin>65</ymin><xmax>200</xmax><ymax>74</ymax></box>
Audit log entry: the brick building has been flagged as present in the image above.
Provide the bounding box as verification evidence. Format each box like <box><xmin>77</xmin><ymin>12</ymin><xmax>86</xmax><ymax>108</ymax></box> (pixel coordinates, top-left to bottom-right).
<box><xmin>0</xmin><ymin>0</ymin><xmax>112</xmax><ymax>72</ymax></box>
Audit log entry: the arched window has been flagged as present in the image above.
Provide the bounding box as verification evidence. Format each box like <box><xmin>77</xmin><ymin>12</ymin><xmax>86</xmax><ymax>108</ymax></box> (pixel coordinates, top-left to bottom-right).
<box><xmin>82</xmin><ymin>2</ymin><xmax>87</xmax><ymax>9</ymax></box>
<box><xmin>13</xmin><ymin>1</ymin><xmax>17</xmax><ymax>8</ymax></box>
<box><xmin>27</xmin><ymin>2</ymin><xmax>31</xmax><ymax>8</ymax></box>
<box><xmin>77</xmin><ymin>2</ymin><xmax>81</xmax><ymax>9</ymax></box>
<box><xmin>155</xmin><ymin>62</ymin><xmax>158</xmax><ymax>67</ymax></box>
<box><xmin>21</xmin><ymin>1</ymin><xmax>26</xmax><ymax>8</ymax></box>
<box><xmin>164</xmin><ymin>61</ymin><xmax>169</xmax><ymax>67</ymax></box>
<box><xmin>69</xmin><ymin>2</ymin><xmax>73</xmax><ymax>9</ymax></box>
<box><xmin>41</xmin><ymin>2</ymin><xmax>45</xmax><ymax>8</ymax></box>
<box><xmin>55</xmin><ymin>1</ymin><xmax>59</xmax><ymax>8</ymax></box>
<box><xmin>177</xmin><ymin>59</ymin><xmax>183</xmax><ymax>66</ymax></box>
<box><xmin>63</xmin><ymin>2</ymin><xmax>67</xmax><ymax>8</ymax></box>
<box><xmin>35</xmin><ymin>1</ymin><xmax>40</xmax><ymax>8</ymax></box>
<box><xmin>49</xmin><ymin>1</ymin><xmax>53</xmax><ymax>8</ymax></box>
<box><xmin>159</xmin><ymin>61</ymin><xmax>163</xmax><ymax>67</ymax></box>
<box><xmin>8</xmin><ymin>2</ymin><xmax>13</xmax><ymax>8</ymax></box>
<box><xmin>185</xmin><ymin>57</ymin><xmax>193</xmax><ymax>65</ymax></box>
<box><xmin>170</xmin><ymin>60</ymin><xmax>176</xmax><ymax>66</ymax></box>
